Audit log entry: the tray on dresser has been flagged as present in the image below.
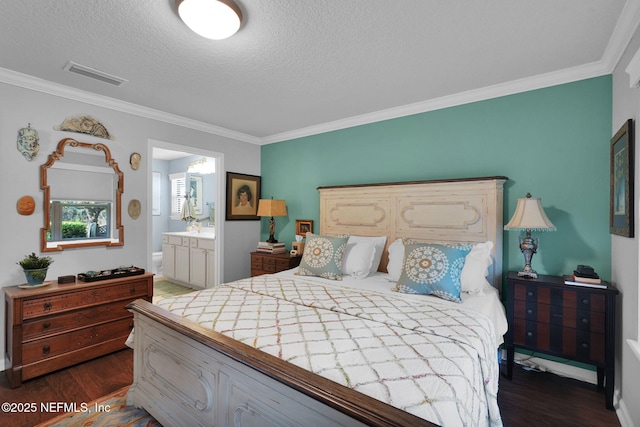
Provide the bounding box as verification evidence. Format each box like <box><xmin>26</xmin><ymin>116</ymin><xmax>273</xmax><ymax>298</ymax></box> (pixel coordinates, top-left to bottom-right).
<box><xmin>78</xmin><ymin>266</ymin><xmax>145</xmax><ymax>282</ymax></box>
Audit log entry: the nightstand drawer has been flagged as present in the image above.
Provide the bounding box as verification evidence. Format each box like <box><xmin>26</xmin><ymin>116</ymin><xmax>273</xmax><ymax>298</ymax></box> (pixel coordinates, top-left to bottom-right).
<box><xmin>513</xmin><ymin>300</ymin><xmax>605</xmax><ymax>333</ymax></box>
<box><xmin>513</xmin><ymin>320</ymin><xmax>605</xmax><ymax>363</ymax></box>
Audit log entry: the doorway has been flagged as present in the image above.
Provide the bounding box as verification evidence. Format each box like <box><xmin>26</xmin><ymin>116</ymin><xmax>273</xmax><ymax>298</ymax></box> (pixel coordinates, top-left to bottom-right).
<box><xmin>146</xmin><ymin>139</ymin><xmax>224</xmax><ymax>288</ymax></box>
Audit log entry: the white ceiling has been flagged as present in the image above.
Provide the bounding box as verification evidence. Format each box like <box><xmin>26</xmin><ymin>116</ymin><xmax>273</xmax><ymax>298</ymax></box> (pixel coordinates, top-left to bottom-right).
<box><xmin>0</xmin><ymin>1</ymin><xmax>635</xmax><ymax>145</ymax></box>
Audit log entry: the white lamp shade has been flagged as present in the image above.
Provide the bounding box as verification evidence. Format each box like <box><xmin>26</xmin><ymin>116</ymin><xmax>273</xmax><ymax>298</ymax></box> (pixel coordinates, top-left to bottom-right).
<box><xmin>177</xmin><ymin>0</ymin><xmax>242</xmax><ymax>40</ymax></box>
<box><xmin>504</xmin><ymin>197</ymin><xmax>556</xmax><ymax>231</ymax></box>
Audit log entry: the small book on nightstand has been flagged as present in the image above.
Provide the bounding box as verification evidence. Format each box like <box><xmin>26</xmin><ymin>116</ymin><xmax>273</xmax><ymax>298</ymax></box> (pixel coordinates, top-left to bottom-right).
<box><xmin>563</xmin><ymin>275</ymin><xmax>607</xmax><ymax>289</ymax></box>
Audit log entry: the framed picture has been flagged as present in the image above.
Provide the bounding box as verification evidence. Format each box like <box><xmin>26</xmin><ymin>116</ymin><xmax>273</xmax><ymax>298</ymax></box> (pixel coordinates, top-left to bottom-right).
<box><xmin>190</xmin><ymin>175</ymin><xmax>203</xmax><ymax>215</ymax></box>
<box><xmin>296</xmin><ymin>219</ymin><xmax>313</xmax><ymax>236</ymax></box>
<box><xmin>610</xmin><ymin>119</ymin><xmax>634</xmax><ymax>237</ymax></box>
<box><xmin>226</xmin><ymin>172</ymin><xmax>261</xmax><ymax>220</ymax></box>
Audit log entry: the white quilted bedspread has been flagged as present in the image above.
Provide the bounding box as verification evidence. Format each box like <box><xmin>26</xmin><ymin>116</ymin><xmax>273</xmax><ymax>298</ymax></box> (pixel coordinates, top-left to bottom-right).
<box><xmin>156</xmin><ymin>275</ymin><xmax>503</xmax><ymax>427</ymax></box>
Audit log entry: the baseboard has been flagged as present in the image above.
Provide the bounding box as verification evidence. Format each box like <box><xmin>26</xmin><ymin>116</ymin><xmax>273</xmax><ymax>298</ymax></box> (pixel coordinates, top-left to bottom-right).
<box><xmin>616</xmin><ymin>391</ymin><xmax>634</xmax><ymax>427</ymax></box>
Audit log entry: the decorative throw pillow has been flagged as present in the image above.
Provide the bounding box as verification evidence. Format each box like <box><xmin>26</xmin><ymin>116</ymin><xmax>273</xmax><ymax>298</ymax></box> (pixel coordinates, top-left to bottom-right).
<box><xmin>296</xmin><ymin>233</ymin><xmax>349</xmax><ymax>280</ymax></box>
<box><xmin>460</xmin><ymin>241</ymin><xmax>493</xmax><ymax>294</ymax></box>
<box><xmin>342</xmin><ymin>240</ymin><xmax>376</xmax><ymax>279</ymax></box>
<box><xmin>393</xmin><ymin>242</ymin><xmax>472</xmax><ymax>302</ymax></box>
<box><xmin>343</xmin><ymin>235</ymin><xmax>388</xmax><ymax>278</ymax></box>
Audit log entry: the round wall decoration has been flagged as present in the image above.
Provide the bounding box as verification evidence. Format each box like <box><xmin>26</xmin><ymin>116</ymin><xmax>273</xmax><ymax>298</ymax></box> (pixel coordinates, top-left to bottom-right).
<box><xmin>17</xmin><ymin>195</ymin><xmax>35</xmax><ymax>215</ymax></box>
<box><xmin>128</xmin><ymin>199</ymin><xmax>142</xmax><ymax>219</ymax></box>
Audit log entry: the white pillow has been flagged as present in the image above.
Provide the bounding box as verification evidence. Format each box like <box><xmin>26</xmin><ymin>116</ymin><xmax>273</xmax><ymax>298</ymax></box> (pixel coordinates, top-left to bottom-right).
<box><xmin>387</xmin><ymin>238</ymin><xmax>404</xmax><ymax>281</ymax></box>
<box><xmin>347</xmin><ymin>235</ymin><xmax>387</xmax><ymax>275</ymax></box>
<box><xmin>460</xmin><ymin>241</ymin><xmax>493</xmax><ymax>294</ymax></box>
<box><xmin>386</xmin><ymin>239</ymin><xmax>493</xmax><ymax>293</ymax></box>
<box><xmin>342</xmin><ymin>241</ymin><xmax>376</xmax><ymax>279</ymax></box>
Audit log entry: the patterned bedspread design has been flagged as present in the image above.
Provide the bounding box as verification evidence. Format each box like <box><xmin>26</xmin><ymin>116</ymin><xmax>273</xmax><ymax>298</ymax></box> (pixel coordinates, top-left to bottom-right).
<box><xmin>157</xmin><ymin>275</ymin><xmax>502</xmax><ymax>427</ymax></box>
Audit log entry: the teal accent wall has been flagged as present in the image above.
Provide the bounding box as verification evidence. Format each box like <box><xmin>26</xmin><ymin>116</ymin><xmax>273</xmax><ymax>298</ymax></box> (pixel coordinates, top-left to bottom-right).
<box><xmin>261</xmin><ymin>76</ymin><xmax>613</xmax><ymax>281</ymax></box>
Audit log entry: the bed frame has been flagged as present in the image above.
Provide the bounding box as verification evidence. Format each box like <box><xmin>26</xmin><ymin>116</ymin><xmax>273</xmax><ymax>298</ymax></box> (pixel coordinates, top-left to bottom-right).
<box><xmin>126</xmin><ymin>176</ymin><xmax>507</xmax><ymax>427</ymax></box>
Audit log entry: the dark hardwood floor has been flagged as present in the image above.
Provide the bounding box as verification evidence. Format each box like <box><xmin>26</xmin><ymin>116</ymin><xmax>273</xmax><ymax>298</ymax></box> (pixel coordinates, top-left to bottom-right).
<box><xmin>0</xmin><ymin>350</ymin><xmax>621</xmax><ymax>427</ymax></box>
<box><xmin>0</xmin><ymin>349</ymin><xmax>134</xmax><ymax>427</ymax></box>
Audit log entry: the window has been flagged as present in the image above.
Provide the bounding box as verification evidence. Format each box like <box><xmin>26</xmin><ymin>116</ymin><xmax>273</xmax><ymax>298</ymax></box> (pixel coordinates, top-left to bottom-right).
<box><xmin>48</xmin><ymin>200</ymin><xmax>112</xmax><ymax>241</ymax></box>
<box><xmin>170</xmin><ymin>172</ymin><xmax>187</xmax><ymax>220</ymax></box>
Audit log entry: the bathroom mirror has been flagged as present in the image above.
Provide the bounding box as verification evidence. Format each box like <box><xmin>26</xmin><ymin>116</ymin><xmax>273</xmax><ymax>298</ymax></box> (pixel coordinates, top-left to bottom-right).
<box><xmin>41</xmin><ymin>138</ymin><xmax>124</xmax><ymax>252</ymax></box>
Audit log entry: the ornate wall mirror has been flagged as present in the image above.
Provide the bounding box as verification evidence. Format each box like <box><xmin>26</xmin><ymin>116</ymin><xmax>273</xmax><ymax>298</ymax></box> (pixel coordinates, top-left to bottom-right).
<box><xmin>41</xmin><ymin>138</ymin><xmax>124</xmax><ymax>252</ymax></box>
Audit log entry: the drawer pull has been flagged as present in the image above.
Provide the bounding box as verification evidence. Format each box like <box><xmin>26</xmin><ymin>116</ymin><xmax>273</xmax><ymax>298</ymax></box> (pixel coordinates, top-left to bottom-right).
<box><xmin>130</xmin><ymin>286</ymin><xmax>136</xmax><ymax>294</ymax></box>
<box><xmin>42</xmin><ymin>345</ymin><xmax>50</xmax><ymax>356</ymax></box>
<box><xmin>581</xmin><ymin>342</ymin><xmax>589</xmax><ymax>349</ymax></box>
<box><xmin>526</xmin><ymin>309</ymin><xmax>533</xmax><ymax>315</ymax></box>
<box><xmin>526</xmin><ymin>331</ymin><xmax>533</xmax><ymax>338</ymax></box>
<box><xmin>527</xmin><ymin>291</ymin><xmax>534</xmax><ymax>297</ymax></box>
<box><xmin>42</xmin><ymin>322</ymin><xmax>51</xmax><ymax>329</ymax></box>
<box><xmin>43</xmin><ymin>302</ymin><xmax>52</xmax><ymax>311</ymax></box>
<box><xmin>581</xmin><ymin>298</ymin><xmax>589</xmax><ymax>305</ymax></box>
<box><xmin>581</xmin><ymin>318</ymin><xmax>589</xmax><ymax>325</ymax></box>
<box><xmin>129</xmin><ymin>322</ymin><xmax>134</xmax><ymax>330</ymax></box>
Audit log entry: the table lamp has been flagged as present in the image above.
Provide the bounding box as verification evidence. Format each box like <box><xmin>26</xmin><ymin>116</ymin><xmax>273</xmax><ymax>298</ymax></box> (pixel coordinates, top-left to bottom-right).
<box><xmin>504</xmin><ymin>193</ymin><xmax>556</xmax><ymax>278</ymax></box>
<box><xmin>257</xmin><ymin>198</ymin><xmax>287</xmax><ymax>243</ymax></box>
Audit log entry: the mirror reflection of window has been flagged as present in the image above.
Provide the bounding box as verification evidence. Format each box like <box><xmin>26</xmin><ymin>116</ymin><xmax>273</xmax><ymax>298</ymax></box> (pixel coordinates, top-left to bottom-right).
<box><xmin>41</xmin><ymin>138</ymin><xmax>124</xmax><ymax>251</ymax></box>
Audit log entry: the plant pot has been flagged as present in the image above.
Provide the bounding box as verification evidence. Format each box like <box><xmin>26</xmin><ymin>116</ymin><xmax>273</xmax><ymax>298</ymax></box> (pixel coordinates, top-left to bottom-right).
<box><xmin>23</xmin><ymin>268</ymin><xmax>49</xmax><ymax>286</ymax></box>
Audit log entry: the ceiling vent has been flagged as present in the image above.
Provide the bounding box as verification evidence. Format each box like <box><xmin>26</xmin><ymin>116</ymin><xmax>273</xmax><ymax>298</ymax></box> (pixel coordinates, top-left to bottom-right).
<box><xmin>63</xmin><ymin>61</ymin><xmax>128</xmax><ymax>86</ymax></box>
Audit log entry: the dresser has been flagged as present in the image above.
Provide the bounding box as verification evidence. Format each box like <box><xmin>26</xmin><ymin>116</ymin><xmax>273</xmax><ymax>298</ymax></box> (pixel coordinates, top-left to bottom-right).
<box><xmin>505</xmin><ymin>272</ymin><xmax>618</xmax><ymax>409</ymax></box>
<box><xmin>4</xmin><ymin>273</ymin><xmax>153</xmax><ymax>388</ymax></box>
<box><xmin>250</xmin><ymin>252</ymin><xmax>301</xmax><ymax>276</ymax></box>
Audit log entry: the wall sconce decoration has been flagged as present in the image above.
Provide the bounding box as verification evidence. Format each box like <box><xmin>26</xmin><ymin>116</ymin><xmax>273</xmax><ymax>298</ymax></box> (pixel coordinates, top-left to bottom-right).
<box><xmin>17</xmin><ymin>124</ymin><xmax>39</xmax><ymax>161</ymax></box>
<box><xmin>128</xmin><ymin>199</ymin><xmax>142</xmax><ymax>220</ymax></box>
<box><xmin>54</xmin><ymin>115</ymin><xmax>114</xmax><ymax>140</ymax></box>
<box><xmin>130</xmin><ymin>152</ymin><xmax>141</xmax><ymax>170</ymax></box>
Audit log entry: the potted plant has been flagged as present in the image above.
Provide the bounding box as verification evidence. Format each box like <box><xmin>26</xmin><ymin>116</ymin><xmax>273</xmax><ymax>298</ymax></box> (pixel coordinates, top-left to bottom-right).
<box><xmin>18</xmin><ymin>252</ymin><xmax>54</xmax><ymax>286</ymax></box>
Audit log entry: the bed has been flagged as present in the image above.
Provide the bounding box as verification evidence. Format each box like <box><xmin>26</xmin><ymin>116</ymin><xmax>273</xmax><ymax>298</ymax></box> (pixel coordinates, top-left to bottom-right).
<box><xmin>126</xmin><ymin>176</ymin><xmax>508</xmax><ymax>427</ymax></box>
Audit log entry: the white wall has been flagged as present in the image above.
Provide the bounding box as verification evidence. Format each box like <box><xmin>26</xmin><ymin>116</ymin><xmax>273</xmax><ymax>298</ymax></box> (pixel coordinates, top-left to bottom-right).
<box><xmin>0</xmin><ymin>82</ymin><xmax>261</xmax><ymax>371</ymax></box>
<box><xmin>612</xmin><ymin>27</ymin><xmax>640</xmax><ymax>427</ymax></box>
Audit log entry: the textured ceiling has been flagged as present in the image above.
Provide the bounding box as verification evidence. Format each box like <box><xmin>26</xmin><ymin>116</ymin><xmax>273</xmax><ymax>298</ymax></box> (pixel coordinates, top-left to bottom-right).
<box><xmin>0</xmin><ymin>0</ymin><xmax>632</xmax><ymax>144</ymax></box>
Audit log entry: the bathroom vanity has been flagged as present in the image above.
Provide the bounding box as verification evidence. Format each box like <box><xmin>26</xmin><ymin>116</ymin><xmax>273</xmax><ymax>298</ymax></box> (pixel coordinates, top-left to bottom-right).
<box><xmin>162</xmin><ymin>230</ymin><xmax>215</xmax><ymax>289</ymax></box>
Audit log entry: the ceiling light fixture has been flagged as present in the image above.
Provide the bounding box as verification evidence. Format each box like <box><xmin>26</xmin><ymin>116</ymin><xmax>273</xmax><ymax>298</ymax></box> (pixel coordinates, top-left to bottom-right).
<box><xmin>176</xmin><ymin>0</ymin><xmax>242</xmax><ymax>40</ymax></box>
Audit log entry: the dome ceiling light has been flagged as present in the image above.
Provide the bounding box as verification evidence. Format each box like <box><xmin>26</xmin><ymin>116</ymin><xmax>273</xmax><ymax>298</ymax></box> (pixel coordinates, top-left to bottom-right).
<box><xmin>176</xmin><ymin>0</ymin><xmax>242</xmax><ymax>40</ymax></box>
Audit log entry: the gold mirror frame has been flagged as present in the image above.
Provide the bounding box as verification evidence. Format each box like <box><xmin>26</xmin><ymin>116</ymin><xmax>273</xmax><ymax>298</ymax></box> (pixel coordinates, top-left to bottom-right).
<box><xmin>41</xmin><ymin>138</ymin><xmax>124</xmax><ymax>252</ymax></box>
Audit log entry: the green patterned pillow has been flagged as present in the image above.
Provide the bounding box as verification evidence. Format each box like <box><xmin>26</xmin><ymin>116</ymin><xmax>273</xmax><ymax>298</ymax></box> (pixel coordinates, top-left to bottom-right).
<box><xmin>296</xmin><ymin>233</ymin><xmax>348</xmax><ymax>280</ymax></box>
<box><xmin>393</xmin><ymin>242</ymin><xmax>472</xmax><ymax>302</ymax></box>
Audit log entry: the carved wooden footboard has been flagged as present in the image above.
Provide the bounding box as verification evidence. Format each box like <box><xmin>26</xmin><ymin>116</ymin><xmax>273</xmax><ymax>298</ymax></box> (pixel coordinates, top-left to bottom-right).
<box><xmin>126</xmin><ymin>299</ymin><xmax>435</xmax><ymax>427</ymax></box>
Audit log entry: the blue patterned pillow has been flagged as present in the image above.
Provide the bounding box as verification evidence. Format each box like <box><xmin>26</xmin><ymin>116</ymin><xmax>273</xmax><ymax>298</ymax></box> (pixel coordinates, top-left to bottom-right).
<box><xmin>393</xmin><ymin>242</ymin><xmax>472</xmax><ymax>302</ymax></box>
<box><xmin>296</xmin><ymin>233</ymin><xmax>349</xmax><ymax>280</ymax></box>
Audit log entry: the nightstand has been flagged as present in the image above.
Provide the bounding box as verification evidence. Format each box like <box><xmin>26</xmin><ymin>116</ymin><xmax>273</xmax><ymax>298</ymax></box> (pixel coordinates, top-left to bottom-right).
<box><xmin>505</xmin><ymin>272</ymin><xmax>618</xmax><ymax>410</ymax></box>
<box><xmin>251</xmin><ymin>252</ymin><xmax>302</xmax><ymax>276</ymax></box>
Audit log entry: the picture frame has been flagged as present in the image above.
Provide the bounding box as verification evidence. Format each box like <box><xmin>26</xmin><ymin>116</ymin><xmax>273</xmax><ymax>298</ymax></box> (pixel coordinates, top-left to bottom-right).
<box><xmin>610</xmin><ymin>119</ymin><xmax>634</xmax><ymax>237</ymax></box>
<box><xmin>226</xmin><ymin>172</ymin><xmax>261</xmax><ymax>220</ymax></box>
<box><xmin>295</xmin><ymin>219</ymin><xmax>313</xmax><ymax>236</ymax></box>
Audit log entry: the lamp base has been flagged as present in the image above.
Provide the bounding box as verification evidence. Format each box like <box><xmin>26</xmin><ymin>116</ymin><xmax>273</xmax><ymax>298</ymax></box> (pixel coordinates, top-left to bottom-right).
<box><xmin>517</xmin><ymin>268</ymin><xmax>538</xmax><ymax>279</ymax></box>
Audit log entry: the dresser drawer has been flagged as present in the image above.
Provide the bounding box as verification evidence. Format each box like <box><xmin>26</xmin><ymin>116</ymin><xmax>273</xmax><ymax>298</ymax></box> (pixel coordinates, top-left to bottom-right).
<box><xmin>22</xmin><ymin>317</ymin><xmax>133</xmax><ymax>365</ymax></box>
<box><xmin>22</xmin><ymin>299</ymin><xmax>133</xmax><ymax>341</ymax></box>
<box><xmin>22</xmin><ymin>279</ymin><xmax>150</xmax><ymax>319</ymax></box>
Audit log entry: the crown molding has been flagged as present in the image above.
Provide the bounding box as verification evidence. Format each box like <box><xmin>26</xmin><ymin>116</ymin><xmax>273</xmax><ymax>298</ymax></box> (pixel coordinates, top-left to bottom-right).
<box><xmin>260</xmin><ymin>61</ymin><xmax>610</xmax><ymax>145</ymax></box>
<box><xmin>0</xmin><ymin>67</ymin><xmax>261</xmax><ymax>145</ymax></box>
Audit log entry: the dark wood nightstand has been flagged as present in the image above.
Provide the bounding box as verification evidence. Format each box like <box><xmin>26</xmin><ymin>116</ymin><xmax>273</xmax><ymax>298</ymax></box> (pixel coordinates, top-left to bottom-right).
<box><xmin>251</xmin><ymin>252</ymin><xmax>302</xmax><ymax>276</ymax></box>
<box><xmin>505</xmin><ymin>271</ymin><xmax>618</xmax><ymax>410</ymax></box>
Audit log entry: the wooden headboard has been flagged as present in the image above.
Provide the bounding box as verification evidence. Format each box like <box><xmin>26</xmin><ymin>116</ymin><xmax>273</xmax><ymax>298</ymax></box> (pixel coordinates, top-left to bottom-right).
<box><xmin>318</xmin><ymin>176</ymin><xmax>507</xmax><ymax>290</ymax></box>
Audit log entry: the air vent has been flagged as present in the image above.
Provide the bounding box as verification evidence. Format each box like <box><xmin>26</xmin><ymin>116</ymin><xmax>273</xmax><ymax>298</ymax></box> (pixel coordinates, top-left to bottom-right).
<box><xmin>63</xmin><ymin>61</ymin><xmax>128</xmax><ymax>86</ymax></box>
